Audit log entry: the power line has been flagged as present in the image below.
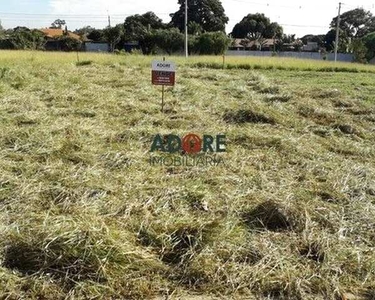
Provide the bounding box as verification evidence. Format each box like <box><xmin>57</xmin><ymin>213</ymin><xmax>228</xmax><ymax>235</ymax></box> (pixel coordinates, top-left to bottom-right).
<box><xmin>0</xmin><ymin>11</ymin><xmax>170</xmax><ymax>17</ymax></box>
<box><xmin>280</xmin><ymin>23</ymin><xmax>328</xmax><ymax>29</ymax></box>
<box><xmin>1</xmin><ymin>2</ymin><xmax>374</xmax><ymax>33</ymax></box>
<box><xmin>227</xmin><ymin>0</ymin><xmax>302</xmax><ymax>9</ymax></box>
<box><xmin>0</xmin><ymin>16</ymin><xmax>331</xmax><ymax>29</ymax></box>
<box><xmin>225</xmin><ymin>0</ymin><xmax>335</xmax><ymax>10</ymax></box>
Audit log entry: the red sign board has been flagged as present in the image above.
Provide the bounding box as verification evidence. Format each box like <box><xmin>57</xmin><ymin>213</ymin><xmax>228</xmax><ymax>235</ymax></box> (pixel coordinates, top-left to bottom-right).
<box><xmin>152</xmin><ymin>60</ymin><xmax>176</xmax><ymax>86</ymax></box>
<box><xmin>152</xmin><ymin>70</ymin><xmax>175</xmax><ymax>86</ymax></box>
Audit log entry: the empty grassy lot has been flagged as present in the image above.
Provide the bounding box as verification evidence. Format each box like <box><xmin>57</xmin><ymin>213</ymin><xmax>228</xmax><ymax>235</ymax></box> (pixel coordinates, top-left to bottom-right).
<box><xmin>1</xmin><ymin>51</ymin><xmax>375</xmax><ymax>299</ymax></box>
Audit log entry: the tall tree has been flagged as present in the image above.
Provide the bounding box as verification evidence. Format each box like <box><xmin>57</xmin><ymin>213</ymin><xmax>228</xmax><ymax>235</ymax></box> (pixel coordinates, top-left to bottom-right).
<box><xmin>324</xmin><ymin>28</ymin><xmax>349</xmax><ymax>52</ymax></box>
<box><xmin>10</xmin><ymin>27</ymin><xmax>45</xmax><ymax>50</ymax></box>
<box><xmin>301</xmin><ymin>34</ymin><xmax>325</xmax><ymax>47</ymax></box>
<box><xmin>350</xmin><ymin>38</ymin><xmax>367</xmax><ymax>63</ymax></box>
<box><xmin>194</xmin><ymin>31</ymin><xmax>230</xmax><ymax>54</ymax></box>
<box><xmin>171</xmin><ymin>0</ymin><xmax>228</xmax><ymax>32</ymax></box>
<box><xmin>231</xmin><ymin>13</ymin><xmax>283</xmax><ymax>40</ymax></box>
<box><xmin>74</xmin><ymin>26</ymin><xmax>95</xmax><ymax>37</ymax></box>
<box><xmin>104</xmin><ymin>25</ymin><xmax>123</xmax><ymax>52</ymax></box>
<box><xmin>188</xmin><ymin>21</ymin><xmax>203</xmax><ymax>35</ymax></box>
<box><xmin>87</xmin><ymin>29</ymin><xmax>104</xmax><ymax>42</ymax></box>
<box><xmin>0</xmin><ymin>20</ymin><xmax>3</xmax><ymax>39</ymax></box>
<box><xmin>275</xmin><ymin>34</ymin><xmax>295</xmax><ymax>51</ymax></box>
<box><xmin>363</xmin><ymin>32</ymin><xmax>375</xmax><ymax>60</ymax></box>
<box><xmin>50</xmin><ymin>19</ymin><xmax>66</xmax><ymax>29</ymax></box>
<box><xmin>123</xmin><ymin>12</ymin><xmax>166</xmax><ymax>42</ymax></box>
<box><xmin>123</xmin><ymin>12</ymin><xmax>167</xmax><ymax>54</ymax></box>
<box><xmin>330</xmin><ymin>8</ymin><xmax>375</xmax><ymax>38</ymax></box>
<box><xmin>56</xmin><ymin>36</ymin><xmax>82</xmax><ymax>51</ymax></box>
<box><xmin>153</xmin><ymin>28</ymin><xmax>184</xmax><ymax>55</ymax></box>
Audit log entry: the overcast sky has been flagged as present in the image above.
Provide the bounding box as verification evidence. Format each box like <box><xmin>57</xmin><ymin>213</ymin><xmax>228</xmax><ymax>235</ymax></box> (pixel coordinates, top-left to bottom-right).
<box><xmin>1</xmin><ymin>0</ymin><xmax>375</xmax><ymax>37</ymax></box>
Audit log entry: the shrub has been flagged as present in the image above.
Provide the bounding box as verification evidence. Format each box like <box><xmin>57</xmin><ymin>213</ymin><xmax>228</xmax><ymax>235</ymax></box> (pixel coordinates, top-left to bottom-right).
<box><xmin>130</xmin><ymin>48</ymin><xmax>143</xmax><ymax>55</ymax></box>
<box><xmin>76</xmin><ymin>60</ymin><xmax>92</xmax><ymax>66</ymax></box>
<box><xmin>8</xmin><ymin>27</ymin><xmax>46</xmax><ymax>50</ymax></box>
<box><xmin>195</xmin><ymin>31</ymin><xmax>231</xmax><ymax>55</ymax></box>
<box><xmin>153</xmin><ymin>28</ymin><xmax>184</xmax><ymax>55</ymax></box>
<box><xmin>350</xmin><ymin>38</ymin><xmax>367</xmax><ymax>63</ymax></box>
<box><xmin>56</xmin><ymin>35</ymin><xmax>82</xmax><ymax>51</ymax></box>
<box><xmin>363</xmin><ymin>32</ymin><xmax>375</xmax><ymax>61</ymax></box>
<box><xmin>103</xmin><ymin>25</ymin><xmax>123</xmax><ymax>52</ymax></box>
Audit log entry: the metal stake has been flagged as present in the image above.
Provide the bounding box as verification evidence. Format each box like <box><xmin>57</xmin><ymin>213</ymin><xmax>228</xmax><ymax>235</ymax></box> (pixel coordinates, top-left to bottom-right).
<box><xmin>162</xmin><ymin>56</ymin><xmax>166</xmax><ymax>113</ymax></box>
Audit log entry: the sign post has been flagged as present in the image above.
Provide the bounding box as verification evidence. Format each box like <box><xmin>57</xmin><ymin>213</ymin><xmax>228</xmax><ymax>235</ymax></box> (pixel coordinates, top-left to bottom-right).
<box><xmin>152</xmin><ymin>58</ymin><xmax>176</xmax><ymax>113</ymax></box>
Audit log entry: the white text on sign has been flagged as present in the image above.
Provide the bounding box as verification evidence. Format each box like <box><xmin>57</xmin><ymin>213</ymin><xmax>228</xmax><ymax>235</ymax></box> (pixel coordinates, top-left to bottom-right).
<box><xmin>151</xmin><ymin>60</ymin><xmax>176</xmax><ymax>86</ymax></box>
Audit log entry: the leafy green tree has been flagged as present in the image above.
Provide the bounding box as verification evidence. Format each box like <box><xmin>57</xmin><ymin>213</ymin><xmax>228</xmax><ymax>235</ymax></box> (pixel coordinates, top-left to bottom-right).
<box><xmin>123</xmin><ymin>12</ymin><xmax>167</xmax><ymax>54</ymax></box>
<box><xmin>363</xmin><ymin>32</ymin><xmax>375</xmax><ymax>60</ymax></box>
<box><xmin>139</xmin><ymin>31</ymin><xmax>158</xmax><ymax>54</ymax></box>
<box><xmin>330</xmin><ymin>8</ymin><xmax>375</xmax><ymax>38</ymax></box>
<box><xmin>74</xmin><ymin>26</ymin><xmax>95</xmax><ymax>37</ymax></box>
<box><xmin>50</xmin><ymin>19</ymin><xmax>66</xmax><ymax>29</ymax></box>
<box><xmin>153</xmin><ymin>28</ymin><xmax>184</xmax><ymax>55</ymax></box>
<box><xmin>188</xmin><ymin>35</ymin><xmax>199</xmax><ymax>54</ymax></box>
<box><xmin>324</xmin><ymin>28</ymin><xmax>349</xmax><ymax>52</ymax></box>
<box><xmin>87</xmin><ymin>29</ymin><xmax>104</xmax><ymax>42</ymax></box>
<box><xmin>56</xmin><ymin>35</ymin><xmax>82</xmax><ymax>51</ymax></box>
<box><xmin>171</xmin><ymin>0</ymin><xmax>228</xmax><ymax>32</ymax></box>
<box><xmin>231</xmin><ymin>13</ymin><xmax>283</xmax><ymax>48</ymax></box>
<box><xmin>195</xmin><ymin>31</ymin><xmax>230</xmax><ymax>54</ymax></box>
<box><xmin>188</xmin><ymin>21</ymin><xmax>203</xmax><ymax>35</ymax></box>
<box><xmin>301</xmin><ymin>34</ymin><xmax>325</xmax><ymax>47</ymax></box>
<box><xmin>275</xmin><ymin>34</ymin><xmax>295</xmax><ymax>51</ymax></box>
<box><xmin>0</xmin><ymin>20</ymin><xmax>4</xmax><ymax>40</ymax></box>
<box><xmin>104</xmin><ymin>25</ymin><xmax>123</xmax><ymax>52</ymax></box>
<box><xmin>350</xmin><ymin>39</ymin><xmax>367</xmax><ymax>63</ymax></box>
<box><xmin>124</xmin><ymin>12</ymin><xmax>166</xmax><ymax>42</ymax></box>
<box><xmin>294</xmin><ymin>39</ymin><xmax>303</xmax><ymax>52</ymax></box>
<box><xmin>9</xmin><ymin>27</ymin><xmax>45</xmax><ymax>50</ymax></box>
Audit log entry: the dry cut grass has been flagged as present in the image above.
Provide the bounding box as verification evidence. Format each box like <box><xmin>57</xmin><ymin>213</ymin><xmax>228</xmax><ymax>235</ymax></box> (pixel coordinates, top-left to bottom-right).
<box><xmin>0</xmin><ymin>51</ymin><xmax>375</xmax><ymax>299</ymax></box>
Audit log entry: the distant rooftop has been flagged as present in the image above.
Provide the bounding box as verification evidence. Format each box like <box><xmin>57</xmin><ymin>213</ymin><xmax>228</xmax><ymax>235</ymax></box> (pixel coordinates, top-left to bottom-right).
<box><xmin>39</xmin><ymin>28</ymin><xmax>81</xmax><ymax>40</ymax></box>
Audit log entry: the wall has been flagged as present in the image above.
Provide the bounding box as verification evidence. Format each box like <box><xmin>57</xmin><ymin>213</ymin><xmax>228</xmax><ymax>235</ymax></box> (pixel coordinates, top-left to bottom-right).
<box><xmin>85</xmin><ymin>42</ymin><xmax>109</xmax><ymax>52</ymax></box>
<box><xmin>226</xmin><ymin>50</ymin><xmax>354</xmax><ymax>62</ymax></box>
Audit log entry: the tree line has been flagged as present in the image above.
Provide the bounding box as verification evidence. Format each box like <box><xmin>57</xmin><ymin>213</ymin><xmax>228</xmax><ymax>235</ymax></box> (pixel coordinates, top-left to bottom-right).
<box><xmin>0</xmin><ymin>0</ymin><xmax>375</xmax><ymax>61</ymax></box>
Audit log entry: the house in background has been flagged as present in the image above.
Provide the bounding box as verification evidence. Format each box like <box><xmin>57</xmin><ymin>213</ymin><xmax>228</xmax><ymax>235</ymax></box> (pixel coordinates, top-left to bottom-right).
<box><xmin>230</xmin><ymin>38</ymin><xmax>317</xmax><ymax>52</ymax></box>
<box><xmin>39</xmin><ymin>27</ymin><xmax>82</xmax><ymax>50</ymax></box>
<box><xmin>229</xmin><ymin>38</ymin><xmax>278</xmax><ymax>51</ymax></box>
<box><xmin>230</xmin><ymin>39</ymin><xmax>245</xmax><ymax>51</ymax></box>
<box><xmin>302</xmin><ymin>42</ymin><xmax>319</xmax><ymax>52</ymax></box>
<box><xmin>83</xmin><ymin>41</ymin><xmax>140</xmax><ymax>53</ymax></box>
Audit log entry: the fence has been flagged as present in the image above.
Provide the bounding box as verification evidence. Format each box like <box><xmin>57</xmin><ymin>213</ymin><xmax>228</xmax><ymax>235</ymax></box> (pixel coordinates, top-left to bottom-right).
<box><xmin>226</xmin><ymin>50</ymin><xmax>354</xmax><ymax>62</ymax></box>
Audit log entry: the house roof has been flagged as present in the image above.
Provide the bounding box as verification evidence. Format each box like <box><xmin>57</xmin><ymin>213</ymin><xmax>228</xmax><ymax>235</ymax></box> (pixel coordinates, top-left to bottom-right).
<box><xmin>39</xmin><ymin>28</ymin><xmax>81</xmax><ymax>40</ymax></box>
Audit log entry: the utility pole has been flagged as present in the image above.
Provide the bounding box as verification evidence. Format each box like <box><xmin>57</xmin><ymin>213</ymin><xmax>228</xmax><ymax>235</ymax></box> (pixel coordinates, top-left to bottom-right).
<box><xmin>185</xmin><ymin>0</ymin><xmax>188</xmax><ymax>58</ymax></box>
<box><xmin>107</xmin><ymin>10</ymin><xmax>111</xmax><ymax>27</ymax></box>
<box><xmin>334</xmin><ymin>2</ymin><xmax>342</xmax><ymax>62</ymax></box>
